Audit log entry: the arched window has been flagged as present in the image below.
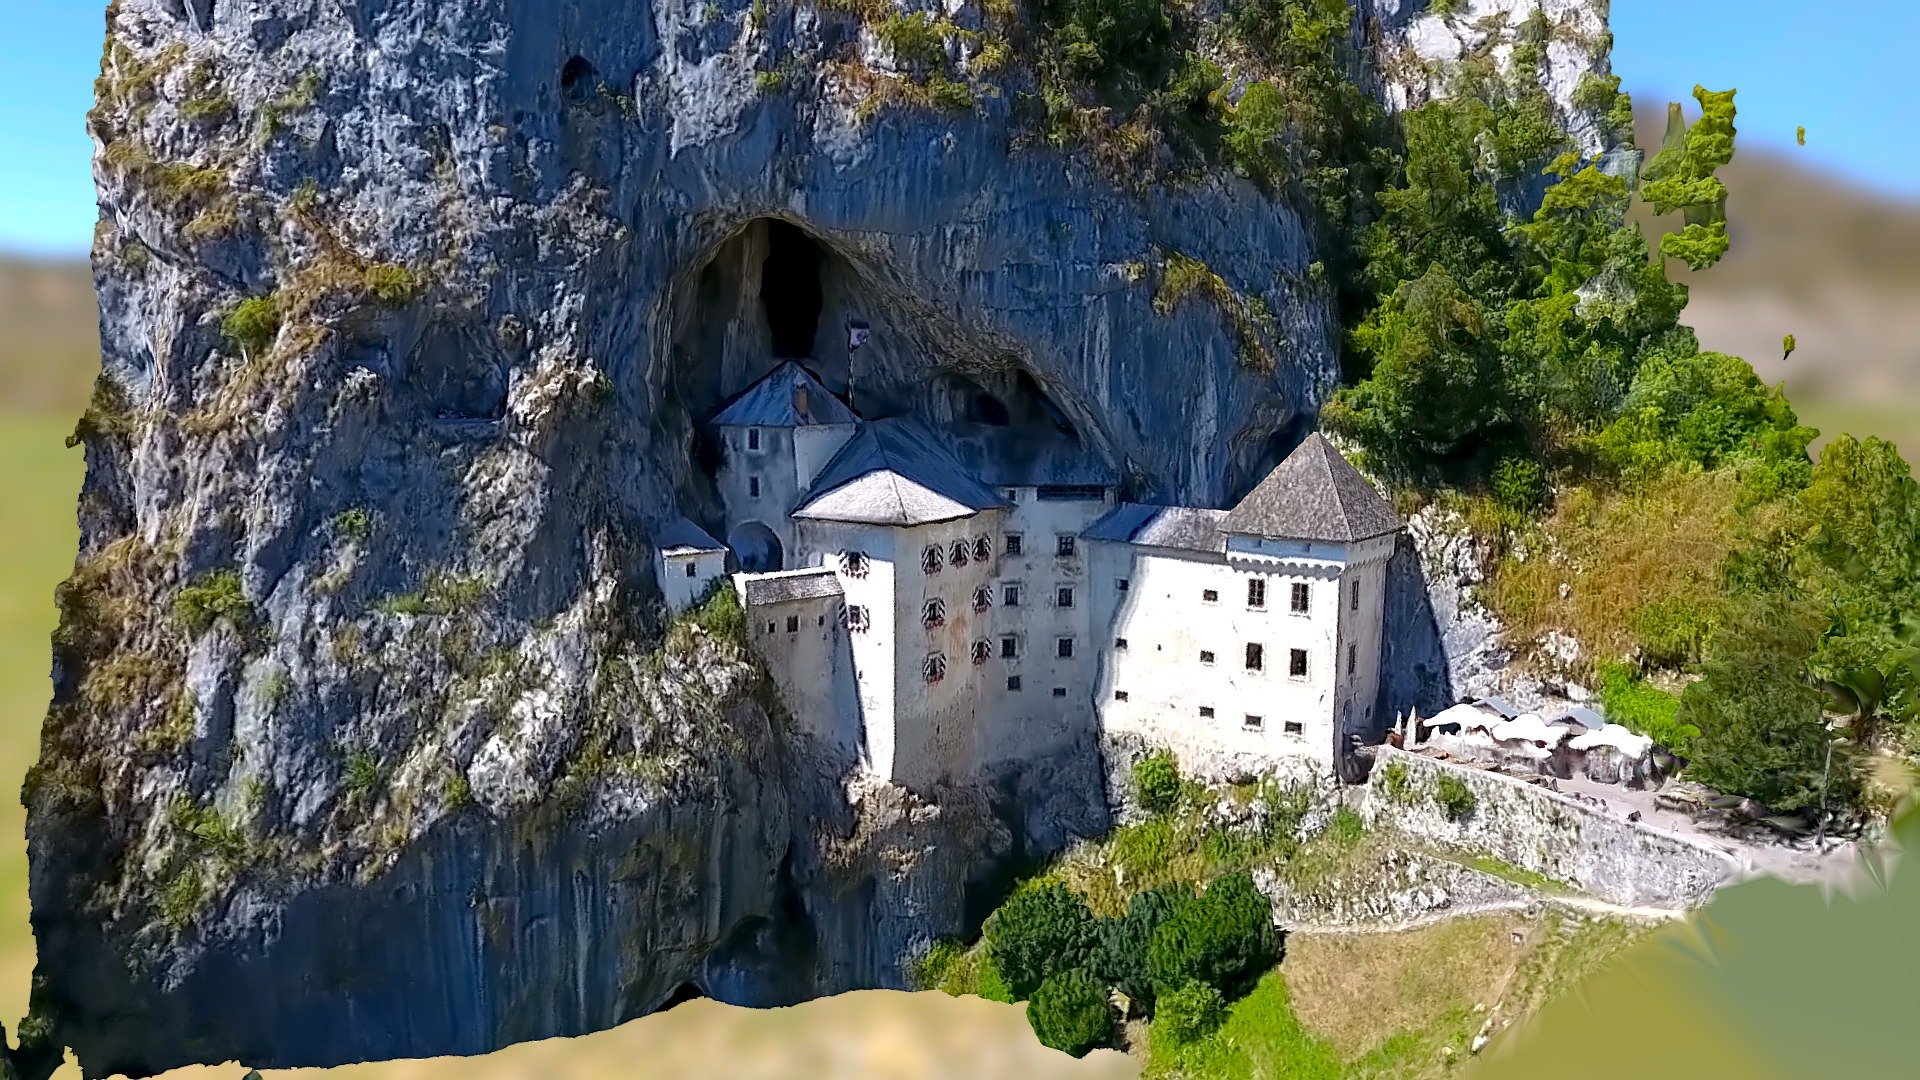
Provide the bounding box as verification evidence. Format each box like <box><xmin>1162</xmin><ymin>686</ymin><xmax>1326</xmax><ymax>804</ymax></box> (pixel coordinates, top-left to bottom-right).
<box><xmin>971</xmin><ymin>640</ymin><xmax>991</xmax><ymax>665</ymax></box>
<box><xmin>845</xmin><ymin>605</ymin><xmax>870</xmax><ymax>632</ymax></box>
<box><xmin>922</xmin><ymin>598</ymin><xmax>946</xmax><ymax>628</ymax></box>
<box><xmin>923</xmin><ymin>653</ymin><xmax>947</xmax><ymax>683</ymax></box>
<box><xmin>972</xmin><ymin>586</ymin><xmax>992</xmax><ymax>612</ymax></box>
<box><xmin>922</xmin><ymin>546</ymin><xmax>943</xmax><ymax>575</ymax></box>
<box><xmin>973</xmin><ymin>535</ymin><xmax>992</xmax><ymax>561</ymax></box>
<box><xmin>949</xmin><ymin>540</ymin><xmax>970</xmax><ymax>568</ymax></box>
<box><xmin>841</xmin><ymin>550</ymin><xmax>869</xmax><ymax>577</ymax></box>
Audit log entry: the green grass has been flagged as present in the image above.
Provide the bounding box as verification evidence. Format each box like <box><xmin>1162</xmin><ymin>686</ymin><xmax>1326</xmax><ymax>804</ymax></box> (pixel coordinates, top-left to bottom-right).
<box><xmin>0</xmin><ymin>420</ymin><xmax>83</xmax><ymax>1025</ymax></box>
<box><xmin>1146</xmin><ymin>969</ymin><xmax>1345</xmax><ymax>1079</ymax></box>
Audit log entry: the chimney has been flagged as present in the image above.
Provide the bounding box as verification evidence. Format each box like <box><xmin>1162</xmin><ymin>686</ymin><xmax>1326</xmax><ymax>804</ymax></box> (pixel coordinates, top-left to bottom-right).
<box><xmin>793</xmin><ymin>384</ymin><xmax>811</xmax><ymax>422</ymax></box>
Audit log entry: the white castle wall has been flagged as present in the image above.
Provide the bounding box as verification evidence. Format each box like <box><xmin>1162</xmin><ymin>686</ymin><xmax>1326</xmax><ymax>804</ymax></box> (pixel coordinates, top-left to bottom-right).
<box><xmin>794</xmin><ymin>519</ymin><xmax>898</xmax><ymax>777</ymax></box>
<box><xmin>657</xmin><ymin>549</ymin><xmax>728</xmax><ymax>614</ymax></box>
<box><xmin>889</xmin><ymin>512</ymin><xmax>1006</xmax><ymax>790</ymax></box>
<box><xmin>740</xmin><ymin>581</ymin><xmax>861</xmax><ymax>763</ymax></box>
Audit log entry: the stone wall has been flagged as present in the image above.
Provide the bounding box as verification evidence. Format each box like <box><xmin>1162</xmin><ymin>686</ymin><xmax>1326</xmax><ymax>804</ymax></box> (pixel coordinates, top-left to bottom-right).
<box><xmin>1361</xmin><ymin>748</ymin><xmax>1738</xmax><ymax>908</ymax></box>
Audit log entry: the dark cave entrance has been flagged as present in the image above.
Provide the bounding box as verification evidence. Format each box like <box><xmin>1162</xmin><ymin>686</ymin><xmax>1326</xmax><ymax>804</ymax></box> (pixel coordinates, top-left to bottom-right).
<box><xmin>762</xmin><ymin>220</ymin><xmax>824</xmax><ymax>359</ymax></box>
<box><xmin>659</xmin><ymin>982</ymin><xmax>706</xmax><ymax>1012</ymax></box>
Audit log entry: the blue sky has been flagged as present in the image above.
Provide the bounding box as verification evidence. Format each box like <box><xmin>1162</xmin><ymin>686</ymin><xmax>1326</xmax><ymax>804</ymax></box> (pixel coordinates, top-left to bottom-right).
<box><xmin>1</xmin><ymin>1</ymin><xmax>1917</xmax><ymax>255</ymax></box>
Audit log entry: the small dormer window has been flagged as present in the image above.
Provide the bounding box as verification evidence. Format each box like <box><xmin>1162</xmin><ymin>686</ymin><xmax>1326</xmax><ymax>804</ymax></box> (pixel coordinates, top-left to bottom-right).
<box><xmin>922</xmin><ymin>546</ymin><xmax>943</xmax><ymax>575</ymax></box>
<box><xmin>950</xmin><ymin>540</ymin><xmax>970</xmax><ymax>567</ymax></box>
<box><xmin>923</xmin><ymin>598</ymin><xmax>946</xmax><ymax>629</ymax></box>
<box><xmin>971</xmin><ymin>640</ymin><xmax>991</xmax><ymax>665</ymax></box>
<box><xmin>973</xmin><ymin>587</ymin><xmax>992</xmax><ymax>612</ymax></box>
<box><xmin>974</xmin><ymin>536</ymin><xmax>992</xmax><ymax>561</ymax></box>
<box><xmin>747</xmin><ymin>428</ymin><xmax>761</xmax><ymax>450</ymax></box>
<box><xmin>923</xmin><ymin>653</ymin><xmax>947</xmax><ymax>683</ymax></box>
<box><xmin>842</xmin><ymin>550</ymin><xmax>869</xmax><ymax>577</ymax></box>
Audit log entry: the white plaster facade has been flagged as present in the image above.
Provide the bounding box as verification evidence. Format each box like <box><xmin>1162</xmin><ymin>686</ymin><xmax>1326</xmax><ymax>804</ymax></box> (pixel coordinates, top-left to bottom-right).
<box><xmin>654</xmin><ymin>518</ymin><xmax>730</xmax><ymax>614</ymax></box>
<box><xmin>690</xmin><ymin>364</ymin><xmax>1402</xmax><ymax>794</ymax></box>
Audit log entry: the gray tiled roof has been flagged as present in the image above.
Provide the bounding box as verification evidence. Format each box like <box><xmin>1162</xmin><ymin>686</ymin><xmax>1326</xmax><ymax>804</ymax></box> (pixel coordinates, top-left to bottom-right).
<box><xmin>1083</xmin><ymin>504</ymin><xmax>1231</xmax><ymax>555</ymax></box>
<box><xmin>794</xmin><ymin>418</ymin><xmax>1010</xmax><ymax>526</ymax></box>
<box><xmin>655</xmin><ymin>517</ymin><xmax>726</xmax><ymax>556</ymax></box>
<box><xmin>738</xmin><ymin>568</ymin><xmax>844</xmax><ymax>606</ymax></box>
<box><xmin>710</xmin><ymin>362</ymin><xmax>861</xmax><ymax>428</ymax></box>
<box><xmin>1221</xmin><ymin>433</ymin><xmax>1401</xmax><ymax>543</ymax></box>
<box><xmin>944</xmin><ymin>424</ymin><xmax>1119</xmax><ymax>488</ymax></box>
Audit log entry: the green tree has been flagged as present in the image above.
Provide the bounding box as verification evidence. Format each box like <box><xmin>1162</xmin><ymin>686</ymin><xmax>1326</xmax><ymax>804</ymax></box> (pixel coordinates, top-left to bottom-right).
<box><xmin>1150</xmin><ymin>979</ymin><xmax>1224</xmax><ymax>1049</ymax></box>
<box><xmin>1094</xmin><ymin>882</ymin><xmax>1193</xmax><ymax>1007</ymax></box>
<box><xmin>1026</xmin><ymin>968</ymin><xmax>1112</xmax><ymax>1057</ymax></box>
<box><xmin>1039</xmin><ymin>0</ymin><xmax>1172</xmax><ymax>81</ymax></box>
<box><xmin>1641</xmin><ymin>86</ymin><xmax>1739</xmax><ymax>271</ymax></box>
<box><xmin>985</xmin><ymin>881</ymin><xmax>1100</xmax><ymax>999</ymax></box>
<box><xmin>1680</xmin><ymin>601</ymin><xmax>1841</xmax><ymax>811</ymax></box>
<box><xmin>1145</xmin><ymin>871</ymin><xmax>1277</xmax><ymax>997</ymax></box>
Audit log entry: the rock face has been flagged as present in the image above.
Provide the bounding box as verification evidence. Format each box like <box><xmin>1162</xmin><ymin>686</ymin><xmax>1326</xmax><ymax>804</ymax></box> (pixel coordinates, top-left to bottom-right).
<box><xmin>32</xmin><ymin>1</ymin><xmax>1611</xmax><ymax>1075</ymax></box>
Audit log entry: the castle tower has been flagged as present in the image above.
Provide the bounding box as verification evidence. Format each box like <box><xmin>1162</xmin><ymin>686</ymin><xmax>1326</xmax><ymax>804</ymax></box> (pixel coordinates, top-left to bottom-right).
<box><xmin>708</xmin><ymin>361</ymin><xmax>860</xmax><ymax>572</ymax></box>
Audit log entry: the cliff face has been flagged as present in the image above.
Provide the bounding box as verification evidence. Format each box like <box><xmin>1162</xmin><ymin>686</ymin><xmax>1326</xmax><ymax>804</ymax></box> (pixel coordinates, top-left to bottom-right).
<box><xmin>31</xmin><ymin>1</ymin><xmax>1608</xmax><ymax>1075</ymax></box>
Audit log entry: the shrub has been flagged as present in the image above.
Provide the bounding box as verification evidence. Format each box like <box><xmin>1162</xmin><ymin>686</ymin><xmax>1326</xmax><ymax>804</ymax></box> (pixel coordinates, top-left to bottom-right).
<box><xmin>1145</xmin><ymin>871</ymin><xmax>1276</xmax><ymax>998</ymax></box>
<box><xmin>344</xmin><ymin>750</ymin><xmax>382</xmax><ymax>797</ymax></box>
<box><xmin>173</xmin><ymin>569</ymin><xmax>250</xmax><ymax>636</ymax></box>
<box><xmin>332</xmin><ymin>507</ymin><xmax>372</xmax><ymax>542</ymax></box>
<box><xmin>1026</xmin><ymin>968</ymin><xmax>1111</xmax><ymax>1057</ymax></box>
<box><xmin>876</xmin><ymin>12</ymin><xmax>947</xmax><ymax>71</ymax></box>
<box><xmin>1094</xmin><ymin>882</ymin><xmax>1192</xmax><ymax>1007</ymax></box>
<box><xmin>1379</xmin><ymin>760</ymin><xmax>1417</xmax><ymax>805</ymax></box>
<box><xmin>1039</xmin><ymin>0</ymin><xmax>1173</xmax><ymax>81</ymax></box>
<box><xmin>1433</xmin><ymin>773</ymin><xmax>1478</xmax><ymax>822</ymax></box>
<box><xmin>1132</xmin><ymin>750</ymin><xmax>1182</xmax><ymax>814</ymax></box>
<box><xmin>985</xmin><ymin>881</ymin><xmax>1100</xmax><ymax>999</ymax></box>
<box><xmin>1491</xmin><ymin>456</ymin><xmax>1548</xmax><ymax>521</ymax></box>
<box><xmin>441</xmin><ymin>771</ymin><xmax>472</xmax><ymax>810</ymax></box>
<box><xmin>1151</xmin><ymin>979</ymin><xmax>1223</xmax><ymax>1049</ymax></box>
<box><xmin>221</xmin><ymin>295</ymin><xmax>281</xmax><ymax>357</ymax></box>
<box><xmin>925</xmin><ymin>74</ymin><xmax>975</xmax><ymax>112</ymax></box>
<box><xmin>363</xmin><ymin>264</ymin><xmax>421</xmax><ymax>306</ymax></box>
<box><xmin>1324</xmin><ymin>805</ymin><xmax>1366</xmax><ymax>849</ymax></box>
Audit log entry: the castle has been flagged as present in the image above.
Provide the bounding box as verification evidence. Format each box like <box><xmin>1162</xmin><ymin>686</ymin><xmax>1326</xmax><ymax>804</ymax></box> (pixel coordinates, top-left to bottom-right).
<box><xmin>656</xmin><ymin>361</ymin><xmax>1402</xmax><ymax>791</ymax></box>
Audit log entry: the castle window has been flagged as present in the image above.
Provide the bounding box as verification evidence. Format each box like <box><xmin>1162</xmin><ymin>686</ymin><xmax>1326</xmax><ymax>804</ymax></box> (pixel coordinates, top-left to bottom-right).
<box><xmin>922</xmin><ymin>598</ymin><xmax>946</xmax><ymax>629</ymax></box>
<box><xmin>1351</xmin><ymin>578</ymin><xmax>1361</xmax><ymax>611</ymax></box>
<box><xmin>973</xmin><ymin>586</ymin><xmax>993</xmax><ymax>612</ymax></box>
<box><xmin>1114</xmin><ymin>690</ymin><xmax>1129</xmax><ymax>702</ymax></box>
<box><xmin>782</xmin><ymin>615</ymin><xmax>797</xmax><ymax>633</ymax></box>
<box><xmin>1199</xmin><ymin>706</ymin><xmax>1215</xmax><ymax>718</ymax></box>
<box><xmin>1115</xmin><ymin>637</ymin><xmax>1128</xmax><ymax>650</ymax></box>
<box><xmin>766</xmin><ymin>621</ymin><xmax>776</xmax><ymax>633</ymax></box>
<box><xmin>1117</xmin><ymin>578</ymin><xmax>1129</xmax><ymax>592</ymax></box>
<box><xmin>950</xmin><ymin>540</ymin><xmax>970</xmax><ymax>567</ymax></box>
<box><xmin>974</xmin><ymin>536</ymin><xmax>992</xmax><ymax>561</ymax></box>
<box><xmin>1052</xmin><ymin>687</ymin><xmax>1068</xmax><ymax>698</ymax></box>
<box><xmin>972</xmin><ymin>640</ymin><xmax>991</xmax><ymax>665</ymax></box>
<box><xmin>1292</xmin><ymin>582</ymin><xmax>1310</xmax><ymax>614</ymax></box>
<box><xmin>1289</xmin><ymin>648</ymin><xmax>1308</xmax><ymax>678</ymax></box>
<box><xmin>1244</xmin><ymin>715</ymin><xmax>1264</xmax><ymax>731</ymax></box>
<box><xmin>1003</xmin><ymin>584</ymin><xmax>1022</xmax><ymax>607</ymax></box>
<box><xmin>1007</xmin><ymin>675</ymin><xmax>1023</xmax><ymax>691</ymax></box>
<box><xmin>842</xmin><ymin>550</ymin><xmax>869</xmax><ymax>577</ymax></box>
<box><xmin>1247</xmin><ymin>579</ymin><xmax>1266</xmax><ymax>609</ymax></box>
<box><xmin>684</xmin><ymin>562</ymin><xmax>697</xmax><ymax>578</ymax></box>
<box><xmin>1245</xmin><ymin>643</ymin><xmax>1264</xmax><ymax>671</ymax></box>
<box><xmin>923</xmin><ymin>654</ymin><xmax>946</xmax><ymax>683</ymax></box>
<box><xmin>1284</xmin><ymin>720</ymin><xmax>1303</xmax><ymax>736</ymax></box>
<box><xmin>1055</xmin><ymin>535</ymin><xmax>1077</xmax><ymax>558</ymax></box>
<box><xmin>749</xmin><ymin>476</ymin><xmax>761</xmax><ymax>498</ymax></box>
<box><xmin>922</xmin><ymin>546</ymin><xmax>943</xmax><ymax>575</ymax></box>
<box><xmin>1202</xmin><ymin>588</ymin><xmax>1219</xmax><ymax>603</ymax></box>
<box><xmin>1347</xmin><ymin>643</ymin><xmax>1357</xmax><ymax>676</ymax></box>
<box><xmin>1056</xmin><ymin>586</ymin><xmax>1074</xmax><ymax>609</ymax></box>
<box><xmin>845</xmin><ymin>605</ymin><xmax>870</xmax><ymax>632</ymax></box>
<box><xmin>747</xmin><ymin>428</ymin><xmax>761</xmax><ymax>450</ymax></box>
<box><xmin>1001</xmin><ymin>636</ymin><xmax>1019</xmax><ymax>658</ymax></box>
<box><xmin>1004</xmin><ymin>533</ymin><xmax>1024</xmax><ymax>556</ymax></box>
<box><xmin>818</xmin><ymin>614</ymin><xmax>826</xmax><ymax>626</ymax></box>
<box><xmin>1199</xmin><ymin>650</ymin><xmax>1215</xmax><ymax>665</ymax></box>
<box><xmin>1057</xmin><ymin>637</ymin><xmax>1074</xmax><ymax>659</ymax></box>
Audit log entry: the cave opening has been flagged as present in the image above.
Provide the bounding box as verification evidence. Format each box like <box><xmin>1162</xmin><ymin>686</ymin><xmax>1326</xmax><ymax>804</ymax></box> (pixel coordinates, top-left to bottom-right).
<box><xmin>1016</xmin><ymin>371</ymin><xmax>1077</xmax><ymax>440</ymax></box>
<box><xmin>560</xmin><ymin>56</ymin><xmax>595</xmax><ymax>103</ymax></box>
<box><xmin>761</xmin><ymin>220</ymin><xmax>824</xmax><ymax>359</ymax></box>
<box><xmin>659</xmin><ymin>982</ymin><xmax>706</xmax><ymax>1012</ymax></box>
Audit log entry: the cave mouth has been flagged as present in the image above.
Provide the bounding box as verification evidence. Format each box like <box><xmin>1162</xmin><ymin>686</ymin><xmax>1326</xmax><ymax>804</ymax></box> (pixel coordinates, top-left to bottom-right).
<box><xmin>560</xmin><ymin>56</ymin><xmax>595</xmax><ymax>102</ymax></box>
<box><xmin>659</xmin><ymin>982</ymin><xmax>706</xmax><ymax>1013</ymax></box>
<box><xmin>762</xmin><ymin>219</ymin><xmax>824</xmax><ymax>359</ymax></box>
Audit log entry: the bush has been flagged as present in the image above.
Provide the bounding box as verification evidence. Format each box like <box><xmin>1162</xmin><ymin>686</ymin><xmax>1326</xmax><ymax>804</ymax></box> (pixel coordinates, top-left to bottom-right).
<box><xmin>173</xmin><ymin>569</ymin><xmax>251</xmax><ymax>636</ymax></box>
<box><xmin>1324</xmin><ymin>805</ymin><xmax>1366</xmax><ymax>849</ymax></box>
<box><xmin>1598</xmin><ymin>663</ymin><xmax>1698</xmax><ymax>754</ymax></box>
<box><xmin>363</xmin><ymin>264</ymin><xmax>421</xmax><ymax>306</ymax></box>
<box><xmin>1491</xmin><ymin>456</ymin><xmax>1548</xmax><ymax>521</ymax></box>
<box><xmin>1039</xmin><ymin>0</ymin><xmax>1173</xmax><ymax>81</ymax></box>
<box><xmin>1132</xmin><ymin>750</ymin><xmax>1182</xmax><ymax>814</ymax></box>
<box><xmin>1379</xmin><ymin>760</ymin><xmax>1417</xmax><ymax>805</ymax></box>
<box><xmin>876</xmin><ymin>12</ymin><xmax>947</xmax><ymax>71</ymax></box>
<box><xmin>1151</xmin><ymin>979</ymin><xmax>1223</xmax><ymax>1049</ymax></box>
<box><xmin>985</xmin><ymin>881</ymin><xmax>1100</xmax><ymax>999</ymax></box>
<box><xmin>1433</xmin><ymin>773</ymin><xmax>1478</xmax><ymax>821</ymax></box>
<box><xmin>1094</xmin><ymin>883</ymin><xmax>1192</xmax><ymax>1008</ymax></box>
<box><xmin>1026</xmin><ymin>968</ymin><xmax>1111</xmax><ymax>1057</ymax></box>
<box><xmin>1145</xmin><ymin>871</ymin><xmax>1276</xmax><ymax>998</ymax></box>
<box><xmin>221</xmin><ymin>295</ymin><xmax>281</xmax><ymax>357</ymax></box>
